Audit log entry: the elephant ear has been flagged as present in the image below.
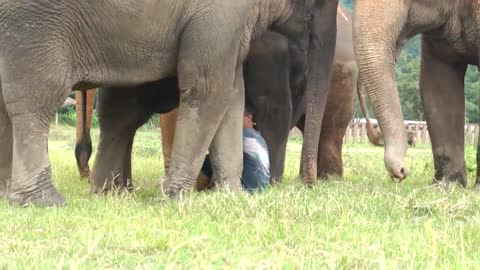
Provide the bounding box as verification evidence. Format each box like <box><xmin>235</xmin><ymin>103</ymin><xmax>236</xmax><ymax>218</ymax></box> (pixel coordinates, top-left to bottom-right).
<box><xmin>299</xmin><ymin>0</ymin><xmax>338</xmax><ymax>184</ymax></box>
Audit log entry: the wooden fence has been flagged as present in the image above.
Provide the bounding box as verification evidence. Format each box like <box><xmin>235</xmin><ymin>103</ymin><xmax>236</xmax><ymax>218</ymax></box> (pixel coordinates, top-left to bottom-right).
<box><xmin>289</xmin><ymin>119</ymin><xmax>480</xmax><ymax>146</ymax></box>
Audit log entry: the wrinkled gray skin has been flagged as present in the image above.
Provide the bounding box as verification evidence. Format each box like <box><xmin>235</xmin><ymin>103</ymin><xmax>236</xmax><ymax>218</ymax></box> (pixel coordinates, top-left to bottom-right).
<box><xmin>354</xmin><ymin>0</ymin><xmax>480</xmax><ymax>188</ymax></box>
<box><xmin>85</xmin><ymin>3</ymin><xmax>341</xmax><ymax>191</ymax></box>
<box><xmin>246</xmin><ymin>5</ymin><xmax>356</xmax><ymax>180</ymax></box>
<box><xmin>85</xmin><ymin>6</ymin><xmax>351</xmax><ymax>190</ymax></box>
<box><xmin>0</xmin><ymin>0</ymin><xmax>338</xmax><ymax>206</ymax></box>
<box><xmin>92</xmin><ymin>80</ymin><xmax>179</xmax><ymax>192</ymax></box>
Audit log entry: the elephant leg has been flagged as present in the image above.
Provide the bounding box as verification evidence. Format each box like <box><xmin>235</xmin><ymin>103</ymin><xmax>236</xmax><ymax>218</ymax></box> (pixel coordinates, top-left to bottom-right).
<box><xmin>159</xmin><ymin>109</ymin><xmax>178</xmax><ymax>174</ymax></box>
<box><xmin>2</xmin><ymin>79</ymin><xmax>68</xmax><ymax>206</ymax></box>
<box><xmin>90</xmin><ymin>87</ymin><xmax>152</xmax><ymax>193</ymax></box>
<box><xmin>0</xmin><ymin>81</ymin><xmax>12</xmax><ymax>198</ymax></box>
<box><xmin>420</xmin><ymin>43</ymin><xmax>467</xmax><ymax>187</ymax></box>
<box><xmin>163</xmin><ymin>30</ymin><xmax>242</xmax><ymax>196</ymax></box>
<box><xmin>208</xmin><ymin>66</ymin><xmax>244</xmax><ymax>192</ymax></box>
<box><xmin>317</xmin><ymin>129</ymin><xmax>344</xmax><ymax>178</ymax></box>
<box><xmin>258</xmin><ymin>107</ymin><xmax>290</xmax><ymax>184</ymax></box>
<box><xmin>243</xmin><ymin>32</ymin><xmax>291</xmax><ymax>183</ymax></box>
<box><xmin>317</xmin><ymin>64</ymin><xmax>355</xmax><ymax>178</ymax></box>
<box><xmin>75</xmin><ymin>89</ymin><xmax>96</xmax><ymax>179</ymax></box>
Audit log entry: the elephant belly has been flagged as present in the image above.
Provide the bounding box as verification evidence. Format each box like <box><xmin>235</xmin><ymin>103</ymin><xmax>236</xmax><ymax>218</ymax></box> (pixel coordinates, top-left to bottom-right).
<box><xmin>135</xmin><ymin>78</ymin><xmax>180</xmax><ymax>114</ymax></box>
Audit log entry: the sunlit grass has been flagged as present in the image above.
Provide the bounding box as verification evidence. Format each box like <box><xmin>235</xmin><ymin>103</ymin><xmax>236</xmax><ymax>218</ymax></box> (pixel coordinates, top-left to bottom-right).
<box><xmin>0</xmin><ymin>125</ymin><xmax>479</xmax><ymax>269</ymax></box>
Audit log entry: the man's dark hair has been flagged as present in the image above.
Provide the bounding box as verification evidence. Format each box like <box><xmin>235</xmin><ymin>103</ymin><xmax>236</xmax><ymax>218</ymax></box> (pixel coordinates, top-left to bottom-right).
<box><xmin>244</xmin><ymin>104</ymin><xmax>255</xmax><ymax>117</ymax></box>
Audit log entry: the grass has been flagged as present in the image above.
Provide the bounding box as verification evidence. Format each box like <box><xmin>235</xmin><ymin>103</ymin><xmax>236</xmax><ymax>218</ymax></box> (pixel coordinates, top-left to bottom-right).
<box><xmin>0</xmin><ymin>125</ymin><xmax>479</xmax><ymax>269</ymax></box>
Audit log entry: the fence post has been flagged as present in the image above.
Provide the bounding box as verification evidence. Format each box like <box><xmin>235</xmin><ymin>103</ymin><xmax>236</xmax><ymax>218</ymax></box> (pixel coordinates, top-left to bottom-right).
<box><xmin>344</xmin><ymin>122</ymin><xmax>351</xmax><ymax>143</ymax></box>
<box><xmin>360</xmin><ymin>123</ymin><xmax>366</xmax><ymax>144</ymax></box>
<box><xmin>352</xmin><ymin>122</ymin><xmax>358</xmax><ymax>144</ymax></box>
<box><xmin>415</xmin><ymin>122</ymin><xmax>420</xmax><ymax>142</ymax></box>
<box><xmin>421</xmin><ymin>124</ymin><xmax>428</xmax><ymax>144</ymax></box>
<box><xmin>474</xmin><ymin>124</ymin><xmax>479</xmax><ymax>147</ymax></box>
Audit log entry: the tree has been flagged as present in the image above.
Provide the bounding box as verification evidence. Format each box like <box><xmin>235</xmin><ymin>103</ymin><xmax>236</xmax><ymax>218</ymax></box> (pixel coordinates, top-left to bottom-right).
<box><xmin>465</xmin><ymin>66</ymin><xmax>480</xmax><ymax>123</ymax></box>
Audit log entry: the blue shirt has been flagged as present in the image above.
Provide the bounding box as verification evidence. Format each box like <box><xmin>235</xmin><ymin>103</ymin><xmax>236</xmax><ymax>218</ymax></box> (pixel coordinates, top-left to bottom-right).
<box><xmin>199</xmin><ymin>128</ymin><xmax>271</xmax><ymax>192</ymax></box>
<box><xmin>241</xmin><ymin>128</ymin><xmax>270</xmax><ymax>191</ymax></box>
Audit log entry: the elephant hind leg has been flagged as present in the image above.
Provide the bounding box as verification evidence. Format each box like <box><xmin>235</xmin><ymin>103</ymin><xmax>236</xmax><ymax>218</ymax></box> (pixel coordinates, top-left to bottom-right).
<box><xmin>2</xmin><ymin>78</ymin><xmax>69</xmax><ymax>206</ymax></box>
<box><xmin>0</xmin><ymin>76</ymin><xmax>12</xmax><ymax>198</ymax></box>
<box><xmin>317</xmin><ymin>64</ymin><xmax>355</xmax><ymax>179</ymax></box>
<box><xmin>420</xmin><ymin>43</ymin><xmax>467</xmax><ymax>187</ymax></box>
<box><xmin>159</xmin><ymin>109</ymin><xmax>178</xmax><ymax>174</ymax></box>
<box><xmin>75</xmin><ymin>89</ymin><xmax>96</xmax><ymax>179</ymax></box>
<box><xmin>317</xmin><ymin>129</ymin><xmax>344</xmax><ymax>179</ymax></box>
<box><xmin>90</xmin><ymin>87</ymin><xmax>153</xmax><ymax>194</ymax></box>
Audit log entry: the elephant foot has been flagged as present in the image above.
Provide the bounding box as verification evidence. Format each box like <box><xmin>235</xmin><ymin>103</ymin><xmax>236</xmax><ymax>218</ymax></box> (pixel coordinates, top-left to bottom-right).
<box><xmin>431</xmin><ymin>178</ymin><xmax>464</xmax><ymax>192</ymax></box>
<box><xmin>79</xmin><ymin>168</ymin><xmax>91</xmax><ymax>180</ymax></box>
<box><xmin>91</xmin><ymin>179</ymin><xmax>134</xmax><ymax>195</ymax></box>
<box><xmin>269</xmin><ymin>176</ymin><xmax>283</xmax><ymax>185</ymax></box>
<box><xmin>75</xmin><ymin>142</ymin><xmax>93</xmax><ymax>180</ymax></box>
<box><xmin>7</xmin><ymin>168</ymin><xmax>66</xmax><ymax>207</ymax></box>
<box><xmin>432</xmin><ymin>172</ymin><xmax>467</xmax><ymax>189</ymax></box>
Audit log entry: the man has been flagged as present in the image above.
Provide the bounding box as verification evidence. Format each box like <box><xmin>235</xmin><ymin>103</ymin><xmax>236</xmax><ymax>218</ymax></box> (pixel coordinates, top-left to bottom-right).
<box><xmin>196</xmin><ymin>106</ymin><xmax>271</xmax><ymax>192</ymax></box>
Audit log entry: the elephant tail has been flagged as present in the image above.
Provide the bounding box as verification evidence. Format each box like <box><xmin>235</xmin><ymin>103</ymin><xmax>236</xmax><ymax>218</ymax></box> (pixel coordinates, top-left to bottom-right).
<box><xmin>356</xmin><ymin>77</ymin><xmax>384</xmax><ymax>146</ymax></box>
<box><xmin>75</xmin><ymin>89</ymin><xmax>95</xmax><ymax>179</ymax></box>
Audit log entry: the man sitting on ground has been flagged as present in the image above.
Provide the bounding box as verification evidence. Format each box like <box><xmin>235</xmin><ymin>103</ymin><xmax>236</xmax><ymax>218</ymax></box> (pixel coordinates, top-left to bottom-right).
<box><xmin>196</xmin><ymin>106</ymin><xmax>270</xmax><ymax>192</ymax></box>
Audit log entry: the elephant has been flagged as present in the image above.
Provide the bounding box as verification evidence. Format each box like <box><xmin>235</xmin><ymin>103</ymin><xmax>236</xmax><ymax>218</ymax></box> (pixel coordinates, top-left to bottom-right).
<box><xmin>75</xmin><ymin>5</ymin><xmax>378</xmax><ymax>186</ymax></box>
<box><xmin>92</xmin><ymin>79</ymin><xmax>179</xmax><ymax>192</ymax></box>
<box><xmin>244</xmin><ymin>5</ymin><xmax>360</xmax><ymax>180</ymax></box>
<box><xmin>353</xmin><ymin>0</ymin><xmax>480</xmax><ymax>188</ymax></box>
<box><xmin>0</xmin><ymin>0</ymin><xmax>340</xmax><ymax>206</ymax></box>
<box><xmin>75</xmin><ymin>90</ymin><xmax>96</xmax><ymax>179</ymax></box>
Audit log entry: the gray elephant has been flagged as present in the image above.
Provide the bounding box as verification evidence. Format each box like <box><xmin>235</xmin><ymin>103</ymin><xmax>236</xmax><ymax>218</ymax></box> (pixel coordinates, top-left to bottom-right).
<box><xmin>75</xmin><ymin>5</ymin><xmax>371</xmax><ymax>189</ymax></box>
<box><xmin>353</xmin><ymin>0</ymin><xmax>480</xmax><ymax>188</ymax></box>
<box><xmin>245</xmin><ymin>5</ymin><xmax>360</xmax><ymax>181</ymax></box>
<box><xmin>0</xmin><ymin>0</ymin><xmax>339</xmax><ymax>206</ymax></box>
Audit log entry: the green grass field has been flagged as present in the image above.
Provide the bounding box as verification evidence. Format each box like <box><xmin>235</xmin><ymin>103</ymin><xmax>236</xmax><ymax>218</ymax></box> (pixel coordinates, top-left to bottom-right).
<box><xmin>1</xmin><ymin>125</ymin><xmax>479</xmax><ymax>269</ymax></box>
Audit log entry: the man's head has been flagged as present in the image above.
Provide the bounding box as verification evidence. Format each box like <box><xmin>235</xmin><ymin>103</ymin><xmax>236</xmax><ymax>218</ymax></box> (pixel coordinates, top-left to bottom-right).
<box><xmin>243</xmin><ymin>105</ymin><xmax>255</xmax><ymax>130</ymax></box>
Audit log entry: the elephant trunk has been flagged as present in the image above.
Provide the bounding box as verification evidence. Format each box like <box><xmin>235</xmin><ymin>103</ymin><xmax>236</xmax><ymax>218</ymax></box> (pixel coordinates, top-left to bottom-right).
<box><xmin>356</xmin><ymin>77</ymin><xmax>384</xmax><ymax>146</ymax></box>
<box><xmin>301</xmin><ymin>0</ymin><xmax>338</xmax><ymax>184</ymax></box>
<box><xmin>353</xmin><ymin>0</ymin><xmax>408</xmax><ymax>181</ymax></box>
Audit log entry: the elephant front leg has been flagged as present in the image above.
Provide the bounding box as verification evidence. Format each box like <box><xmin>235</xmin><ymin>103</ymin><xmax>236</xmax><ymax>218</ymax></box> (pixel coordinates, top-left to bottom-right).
<box><xmin>162</xmin><ymin>27</ymin><xmax>244</xmax><ymax>196</ymax></box>
<box><xmin>208</xmin><ymin>67</ymin><xmax>244</xmax><ymax>192</ymax></box>
<box><xmin>420</xmin><ymin>42</ymin><xmax>468</xmax><ymax>187</ymax></box>
<box><xmin>0</xmin><ymin>89</ymin><xmax>12</xmax><ymax>198</ymax></box>
<box><xmin>5</xmin><ymin>104</ymin><xmax>66</xmax><ymax>206</ymax></box>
